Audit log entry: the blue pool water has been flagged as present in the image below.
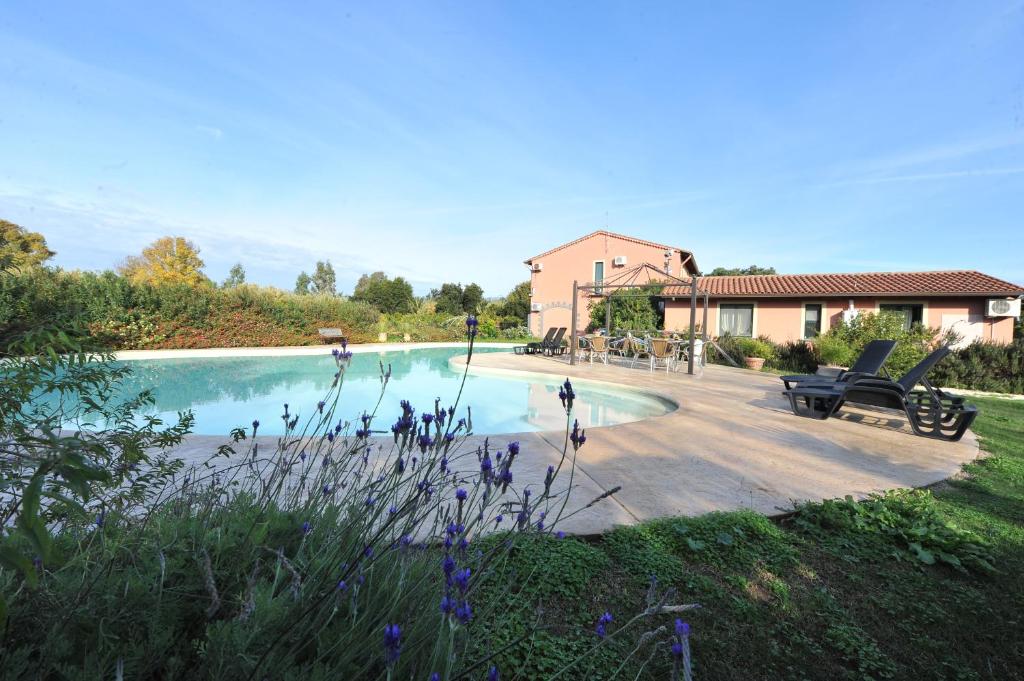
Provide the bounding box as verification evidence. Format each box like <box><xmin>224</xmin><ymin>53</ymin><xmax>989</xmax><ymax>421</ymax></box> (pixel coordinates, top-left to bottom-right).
<box><xmin>106</xmin><ymin>347</ymin><xmax>672</xmax><ymax>435</ymax></box>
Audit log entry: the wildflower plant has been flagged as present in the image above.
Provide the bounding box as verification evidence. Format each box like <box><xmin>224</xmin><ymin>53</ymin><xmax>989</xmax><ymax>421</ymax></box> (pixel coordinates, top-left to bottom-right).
<box><xmin>1</xmin><ymin>311</ymin><xmax>695</xmax><ymax>679</ymax></box>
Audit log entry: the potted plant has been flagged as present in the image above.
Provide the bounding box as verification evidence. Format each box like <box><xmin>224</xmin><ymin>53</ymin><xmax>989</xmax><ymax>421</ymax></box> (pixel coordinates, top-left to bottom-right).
<box><xmin>736</xmin><ymin>337</ymin><xmax>775</xmax><ymax>371</ymax></box>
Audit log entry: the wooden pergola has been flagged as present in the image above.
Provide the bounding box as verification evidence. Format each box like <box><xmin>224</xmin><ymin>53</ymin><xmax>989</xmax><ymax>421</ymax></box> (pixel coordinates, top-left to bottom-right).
<box><xmin>569</xmin><ymin>262</ymin><xmax>710</xmax><ymax>374</ymax></box>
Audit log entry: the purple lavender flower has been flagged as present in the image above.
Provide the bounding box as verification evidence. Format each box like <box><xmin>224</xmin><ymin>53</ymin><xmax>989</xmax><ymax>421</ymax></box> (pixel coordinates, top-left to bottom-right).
<box><xmin>456</xmin><ymin>488</ymin><xmax>468</xmax><ymax>502</ymax></box>
<box><xmin>466</xmin><ymin>315</ymin><xmax>479</xmax><ymax>337</ymax></box>
<box><xmin>442</xmin><ymin>554</ymin><xmax>456</xmax><ymax>576</ymax></box>
<box><xmin>422</xmin><ymin>413</ymin><xmax>434</xmax><ymax>425</ymax></box>
<box><xmin>327</xmin><ymin>432</ymin><xmax>335</xmax><ymax>443</ymax></box>
<box><xmin>318</xmin><ymin>401</ymin><xmax>325</xmax><ymax>413</ymax></box>
<box><xmin>570</xmin><ymin>419</ymin><xmax>587</xmax><ymax>449</ymax></box>
<box><xmin>418</xmin><ymin>434</ymin><xmax>434</xmax><ymax>453</ymax></box>
<box><xmin>556</xmin><ymin>531</ymin><xmax>566</xmax><ymax>539</ymax></box>
<box><xmin>595</xmin><ymin>611</ymin><xmax>613</xmax><ymax>638</ymax></box>
<box><xmin>430</xmin><ymin>673</ymin><xmax>441</xmax><ymax>681</ymax></box>
<box><xmin>252</xmin><ymin>419</ymin><xmax>260</xmax><ymax>432</ymax></box>
<box><xmin>507</xmin><ymin>441</ymin><xmax>520</xmax><ymax>456</ymax></box>
<box><xmin>383</xmin><ymin>624</ymin><xmax>402</xmax><ymax>666</ymax></box>
<box><xmin>676</xmin><ymin>619</ymin><xmax>689</xmax><ymax>637</ymax></box>
<box><xmin>440</xmin><ymin>594</ymin><xmax>454</xmax><ymax>614</ymax></box>
<box><xmin>454</xmin><ymin>567</ymin><xmax>471</xmax><ymax>593</ymax></box>
<box><xmin>301</xmin><ymin>521</ymin><xmax>311</xmax><ymax>535</ymax></box>
<box><xmin>337</xmin><ymin>579</ymin><xmax>347</xmax><ymax>591</ymax></box>
<box><xmin>672</xmin><ymin>641</ymin><xmax>683</xmax><ymax>657</ymax></box>
<box><xmin>487</xmin><ymin>666</ymin><xmax>499</xmax><ymax>681</ymax></box>
<box><xmin>364</xmin><ymin>545</ymin><xmax>374</xmax><ymax>558</ymax></box>
<box><xmin>455</xmin><ymin>600</ymin><xmax>473</xmax><ymax>624</ymax></box>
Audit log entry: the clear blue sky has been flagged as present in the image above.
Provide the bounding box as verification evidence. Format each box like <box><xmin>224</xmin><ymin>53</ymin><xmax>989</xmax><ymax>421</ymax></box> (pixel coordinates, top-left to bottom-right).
<box><xmin>1</xmin><ymin>1</ymin><xmax>1022</xmax><ymax>295</ymax></box>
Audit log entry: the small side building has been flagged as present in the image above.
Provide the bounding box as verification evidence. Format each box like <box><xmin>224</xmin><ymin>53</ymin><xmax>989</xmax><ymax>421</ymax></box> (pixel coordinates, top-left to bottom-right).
<box><xmin>662</xmin><ymin>271</ymin><xmax>1024</xmax><ymax>346</ymax></box>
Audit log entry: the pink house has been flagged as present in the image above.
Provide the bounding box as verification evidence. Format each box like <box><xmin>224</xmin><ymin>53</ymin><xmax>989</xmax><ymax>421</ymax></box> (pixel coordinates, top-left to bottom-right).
<box><xmin>663</xmin><ymin>271</ymin><xmax>1024</xmax><ymax>346</ymax></box>
<box><xmin>525</xmin><ymin>231</ymin><xmax>1024</xmax><ymax>345</ymax></box>
<box><xmin>523</xmin><ymin>230</ymin><xmax>700</xmax><ymax>337</ymax></box>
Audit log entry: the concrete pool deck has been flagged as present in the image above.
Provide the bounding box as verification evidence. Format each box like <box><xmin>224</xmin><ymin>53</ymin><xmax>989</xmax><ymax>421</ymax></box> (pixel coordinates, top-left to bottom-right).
<box><xmin>158</xmin><ymin>344</ymin><xmax>980</xmax><ymax>536</ymax></box>
<box><xmin>452</xmin><ymin>351</ymin><xmax>980</xmax><ymax>530</ymax></box>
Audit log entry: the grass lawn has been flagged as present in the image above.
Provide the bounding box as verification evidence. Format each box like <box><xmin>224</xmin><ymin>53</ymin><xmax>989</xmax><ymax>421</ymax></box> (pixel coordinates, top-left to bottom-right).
<box><xmin>485</xmin><ymin>396</ymin><xmax>1024</xmax><ymax>680</ymax></box>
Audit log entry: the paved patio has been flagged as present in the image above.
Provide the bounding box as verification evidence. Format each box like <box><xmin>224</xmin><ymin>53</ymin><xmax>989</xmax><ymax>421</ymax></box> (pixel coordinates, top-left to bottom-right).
<box><xmin>164</xmin><ymin>347</ymin><xmax>979</xmax><ymax>536</ymax></box>
<box><xmin>450</xmin><ymin>351</ymin><xmax>980</xmax><ymax>532</ymax></box>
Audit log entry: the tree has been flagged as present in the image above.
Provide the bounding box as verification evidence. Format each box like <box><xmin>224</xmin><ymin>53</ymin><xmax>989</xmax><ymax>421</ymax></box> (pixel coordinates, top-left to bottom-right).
<box><xmin>433</xmin><ymin>283</ymin><xmax>467</xmax><ymax>315</ymax></box>
<box><xmin>496</xmin><ymin>282</ymin><xmax>531</xmax><ymax>321</ymax></box>
<box><xmin>461</xmin><ymin>283</ymin><xmax>484</xmax><ymax>314</ymax></box>
<box><xmin>223</xmin><ymin>263</ymin><xmax>246</xmax><ymax>288</ymax></box>
<box><xmin>310</xmin><ymin>260</ymin><xmax>336</xmax><ymax>295</ymax></box>
<box><xmin>431</xmin><ymin>282</ymin><xmax>485</xmax><ymax>315</ymax></box>
<box><xmin>352</xmin><ymin>274</ymin><xmax>416</xmax><ymax>313</ymax></box>
<box><xmin>588</xmin><ymin>286</ymin><xmax>663</xmax><ymax>332</ymax></box>
<box><xmin>295</xmin><ymin>272</ymin><xmax>312</xmax><ymax>295</ymax></box>
<box><xmin>707</xmin><ymin>265</ymin><xmax>777</xmax><ymax>276</ymax></box>
<box><xmin>118</xmin><ymin>236</ymin><xmax>207</xmax><ymax>286</ymax></box>
<box><xmin>354</xmin><ymin>271</ymin><xmax>388</xmax><ymax>298</ymax></box>
<box><xmin>0</xmin><ymin>219</ymin><xmax>55</xmax><ymax>271</ymax></box>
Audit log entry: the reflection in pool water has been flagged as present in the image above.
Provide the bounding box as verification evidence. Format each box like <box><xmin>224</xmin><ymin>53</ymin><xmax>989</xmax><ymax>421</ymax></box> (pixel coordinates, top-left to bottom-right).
<box><xmin>97</xmin><ymin>347</ymin><xmax>673</xmax><ymax>435</ymax></box>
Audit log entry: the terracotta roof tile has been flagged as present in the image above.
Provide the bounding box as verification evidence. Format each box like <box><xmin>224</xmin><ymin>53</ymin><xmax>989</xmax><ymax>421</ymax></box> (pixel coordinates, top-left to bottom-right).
<box><xmin>662</xmin><ymin>271</ymin><xmax>1024</xmax><ymax>298</ymax></box>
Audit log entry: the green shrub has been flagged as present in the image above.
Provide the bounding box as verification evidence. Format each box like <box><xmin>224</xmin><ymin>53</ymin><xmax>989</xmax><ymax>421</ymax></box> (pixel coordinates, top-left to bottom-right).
<box><xmin>767</xmin><ymin>340</ymin><xmax>818</xmax><ymax>374</ymax></box>
<box><xmin>791</xmin><ymin>489</ymin><xmax>995</xmax><ymax>573</ymax></box>
<box><xmin>815</xmin><ymin>311</ymin><xmax>935</xmax><ymax>377</ymax></box>
<box><xmin>928</xmin><ymin>339</ymin><xmax>1024</xmax><ymax>393</ymax></box>
<box><xmin>816</xmin><ymin>334</ymin><xmax>856</xmax><ymax>367</ymax></box>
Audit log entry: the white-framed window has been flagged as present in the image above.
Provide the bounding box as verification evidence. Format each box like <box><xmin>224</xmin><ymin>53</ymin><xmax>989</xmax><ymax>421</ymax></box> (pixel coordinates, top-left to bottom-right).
<box><xmin>719</xmin><ymin>303</ymin><xmax>754</xmax><ymax>337</ymax></box>
<box><xmin>879</xmin><ymin>302</ymin><xmax>925</xmax><ymax>331</ymax></box>
<box><xmin>802</xmin><ymin>303</ymin><xmax>824</xmax><ymax>339</ymax></box>
<box><xmin>593</xmin><ymin>260</ymin><xmax>605</xmax><ymax>294</ymax></box>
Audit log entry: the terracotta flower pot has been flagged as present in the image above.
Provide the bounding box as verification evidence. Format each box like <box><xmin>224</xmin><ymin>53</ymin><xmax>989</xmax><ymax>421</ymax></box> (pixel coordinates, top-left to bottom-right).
<box><xmin>744</xmin><ymin>357</ymin><xmax>766</xmax><ymax>371</ymax></box>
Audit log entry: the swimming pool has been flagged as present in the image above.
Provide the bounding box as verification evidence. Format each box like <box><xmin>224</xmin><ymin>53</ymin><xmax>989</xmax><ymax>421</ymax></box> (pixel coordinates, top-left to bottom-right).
<box><xmin>104</xmin><ymin>347</ymin><xmax>674</xmax><ymax>435</ymax></box>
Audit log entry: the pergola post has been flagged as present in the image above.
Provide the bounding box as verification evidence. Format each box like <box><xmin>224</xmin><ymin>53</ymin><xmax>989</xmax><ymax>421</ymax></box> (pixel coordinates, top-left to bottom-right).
<box><xmin>687</xmin><ymin>275</ymin><xmax>698</xmax><ymax>375</ymax></box>
<box><xmin>702</xmin><ymin>292</ymin><xmax>709</xmax><ymax>341</ymax></box>
<box><xmin>570</xmin><ymin>280</ymin><xmax>579</xmax><ymax>366</ymax></box>
<box><xmin>605</xmin><ymin>294</ymin><xmax>612</xmax><ymax>334</ymax></box>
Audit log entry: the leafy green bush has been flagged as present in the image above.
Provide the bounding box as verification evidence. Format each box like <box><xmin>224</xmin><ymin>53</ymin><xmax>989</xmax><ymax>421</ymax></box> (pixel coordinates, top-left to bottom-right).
<box><xmin>734</xmin><ymin>337</ymin><xmax>776</xmax><ymax>360</ymax></box>
<box><xmin>815</xmin><ymin>334</ymin><xmax>855</xmax><ymax>367</ymax></box>
<box><xmin>815</xmin><ymin>311</ymin><xmax>935</xmax><ymax>377</ymax></box>
<box><xmin>791</xmin><ymin>489</ymin><xmax>995</xmax><ymax>573</ymax></box>
<box><xmin>928</xmin><ymin>339</ymin><xmax>1024</xmax><ymax>393</ymax></box>
<box><xmin>767</xmin><ymin>340</ymin><xmax>819</xmax><ymax>374</ymax></box>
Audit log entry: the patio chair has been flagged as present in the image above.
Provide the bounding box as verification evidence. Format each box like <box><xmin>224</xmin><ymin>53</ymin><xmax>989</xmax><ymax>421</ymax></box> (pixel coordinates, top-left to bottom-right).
<box><xmin>676</xmin><ymin>338</ymin><xmax>706</xmax><ymax>371</ymax></box>
<box><xmin>629</xmin><ymin>333</ymin><xmax>652</xmax><ymax>368</ymax></box>
<box><xmin>525</xmin><ymin>327</ymin><xmax>556</xmax><ymax>355</ymax></box>
<box><xmin>575</xmin><ymin>334</ymin><xmax>592</xmax><ymax>362</ymax></box>
<box><xmin>780</xmin><ymin>339</ymin><xmax>898</xmax><ymax>390</ymax></box>
<box><xmin>649</xmin><ymin>337</ymin><xmax>675</xmax><ymax>373</ymax></box>
<box><xmin>784</xmin><ymin>347</ymin><xmax>976</xmax><ymax>441</ymax></box>
<box><xmin>588</xmin><ymin>335</ymin><xmax>610</xmax><ymax>364</ymax></box>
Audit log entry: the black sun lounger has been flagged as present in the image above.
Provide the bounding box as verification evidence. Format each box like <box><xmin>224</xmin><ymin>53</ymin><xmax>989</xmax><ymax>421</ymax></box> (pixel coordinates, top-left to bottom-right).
<box><xmin>525</xmin><ymin>327</ymin><xmax>556</xmax><ymax>355</ymax></box>
<box><xmin>783</xmin><ymin>346</ymin><xmax>976</xmax><ymax>442</ymax></box>
<box><xmin>780</xmin><ymin>339</ymin><xmax>898</xmax><ymax>390</ymax></box>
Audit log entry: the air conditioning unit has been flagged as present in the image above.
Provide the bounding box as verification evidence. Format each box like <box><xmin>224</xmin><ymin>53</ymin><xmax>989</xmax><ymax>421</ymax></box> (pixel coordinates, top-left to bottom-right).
<box><xmin>530</xmin><ymin>302</ymin><xmax>542</xmax><ymax>312</ymax></box>
<box><xmin>531</xmin><ymin>263</ymin><xmax>543</xmax><ymax>272</ymax></box>
<box><xmin>986</xmin><ymin>298</ymin><xmax>1021</xmax><ymax>317</ymax></box>
<box><xmin>612</xmin><ymin>256</ymin><xmax>627</xmax><ymax>266</ymax></box>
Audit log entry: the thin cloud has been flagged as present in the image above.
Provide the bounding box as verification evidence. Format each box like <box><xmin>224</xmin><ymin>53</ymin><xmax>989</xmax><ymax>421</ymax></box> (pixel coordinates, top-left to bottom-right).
<box><xmin>826</xmin><ymin>166</ymin><xmax>1024</xmax><ymax>187</ymax></box>
<box><xmin>195</xmin><ymin>125</ymin><xmax>224</xmax><ymax>140</ymax></box>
